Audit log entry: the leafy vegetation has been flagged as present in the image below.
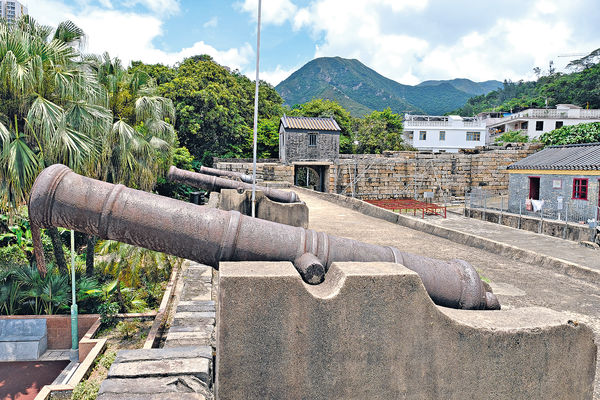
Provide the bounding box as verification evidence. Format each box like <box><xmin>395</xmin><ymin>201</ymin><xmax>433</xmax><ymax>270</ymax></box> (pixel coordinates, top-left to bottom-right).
<box><xmin>453</xmin><ymin>48</ymin><xmax>600</xmax><ymax>116</ymax></box>
<box><xmin>494</xmin><ymin>131</ymin><xmax>530</xmax><ymax>145</ymax></box>
<box><xmin>539</xmin><ymin>122</ymin><xmax>600</xmax><ymax>146</ymax></box>
<box><xmin>158</xmin><ymin>55</ymin><xmax>284</xmax><ymax>165</ymax></box>
<box><xmin>353</xmin><ymin>108</ymin><xmax>412</xmax><ymax>153</ymax></box>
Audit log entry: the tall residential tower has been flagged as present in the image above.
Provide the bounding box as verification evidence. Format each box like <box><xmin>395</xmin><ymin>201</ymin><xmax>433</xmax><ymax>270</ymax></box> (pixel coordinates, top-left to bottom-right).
<box><xmin>1</xmin><ymin>0</ymin><xmax>28</xmax><ymax>23</ymax></box>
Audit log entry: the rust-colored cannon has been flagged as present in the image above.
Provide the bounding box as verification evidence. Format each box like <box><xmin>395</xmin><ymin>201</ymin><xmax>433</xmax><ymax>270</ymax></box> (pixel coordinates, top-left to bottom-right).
<box><xmin>167</xmin><ymin>166</ymin><xmax>299</xmax><ymax>204</ymax></box>
<box><xmin>29</xmin><ymin>165</ymin><xmax>499</xmax><ymax>310</ymax></box>
<box><xmin>198</xmin><ymin>165</ymin><xmax>253</xmax><ymax>184</ymax></box>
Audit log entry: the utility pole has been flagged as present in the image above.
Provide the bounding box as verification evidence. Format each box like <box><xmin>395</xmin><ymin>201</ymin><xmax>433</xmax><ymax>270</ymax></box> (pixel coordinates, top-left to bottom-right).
<box><xmin>251</xmin><ymin>0</ymin><xmax>262</xmax><ymax>218</ymax></box>
<box><xmin>70</xmin><ymin>230</ymin><xmax>79</xmax><ymax>361</ymax></box>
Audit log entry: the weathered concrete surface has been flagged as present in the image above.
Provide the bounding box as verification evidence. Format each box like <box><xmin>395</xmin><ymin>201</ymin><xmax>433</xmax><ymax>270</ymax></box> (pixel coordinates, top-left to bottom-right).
<box><xmin>297</xmin><ymin>188</ymin><xmax>600</xmax><ymax>398</ymax></box>
<box><xmin>0</xmin><ymin>318</ymin><xmax>47</xmax><ymax>361</ymax></box>
<box><xmin>211</xmin><ymin>189</ymin><xmax>309</xmax><ymax>228</ymax></box>
<box><xmin>216</xmin><ymin>261</ymin><xmax>596</xmax><ymax>400</ymax></box>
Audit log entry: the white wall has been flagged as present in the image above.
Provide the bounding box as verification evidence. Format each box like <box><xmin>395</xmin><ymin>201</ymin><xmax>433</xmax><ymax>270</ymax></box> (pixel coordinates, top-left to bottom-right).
<box><xmin>405</xmin><ymin>128</ymin><xmax>486</xmax><ymax>153</ymax></box>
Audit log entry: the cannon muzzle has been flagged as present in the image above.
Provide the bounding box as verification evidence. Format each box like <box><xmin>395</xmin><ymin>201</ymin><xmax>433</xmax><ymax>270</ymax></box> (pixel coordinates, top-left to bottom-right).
<box><xmin>167</xmin><ymin>166</ymin><xmax>299</xmax><ymax>203</ymax></box>
<box><xmin>29</xmin><ymin>165</ymin><xmax>499</xmax><ymax>310</ymax></box>
<box><xmin>198</xmin><ymin>165</ymin><xmax>253</xmax><ymax>184</ymax></box>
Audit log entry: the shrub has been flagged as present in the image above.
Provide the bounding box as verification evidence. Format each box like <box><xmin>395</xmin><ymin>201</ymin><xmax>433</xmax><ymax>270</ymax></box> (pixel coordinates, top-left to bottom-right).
<box><xmin>116</xmin><ymin>320</ymin><xmax>139</xmax><ymax>339</ymax></box>
<box><xmin>540</xmin><ymin>121</ymin><xmax>600</xmax><ymax>145</ymax></box>
<box><xmin>72</xmin><ymin>381</ymin><xmax>100</xmax><ymax>400</ymax></box>
<box><xmin>494</xmin><ymin>130</ymin><xmax>529</xmax><ymax>145</ymax></box>
<box><xmin>98</xmin><ymin>301</ymin><xmax>119</xmax><ymax>326</ymax></box>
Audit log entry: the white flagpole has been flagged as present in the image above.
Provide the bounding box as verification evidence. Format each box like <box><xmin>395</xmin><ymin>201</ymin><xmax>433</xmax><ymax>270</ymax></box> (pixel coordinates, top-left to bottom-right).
<box><xmin>251</xmin><ymin>0</ymin><xmax>262</xmax><ymax>218</ymax></box>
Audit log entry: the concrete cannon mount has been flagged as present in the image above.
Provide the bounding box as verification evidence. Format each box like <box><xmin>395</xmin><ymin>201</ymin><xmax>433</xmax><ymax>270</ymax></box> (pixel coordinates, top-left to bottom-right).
<box><xmin>216</xmin><ymin>261</ymin><xmax>597</xmax><ymax>400</ymax></box>
<box><xmin>208</xmin><ymin>189</ymin><xmax>309</xmax><ymax>228</ymax></box>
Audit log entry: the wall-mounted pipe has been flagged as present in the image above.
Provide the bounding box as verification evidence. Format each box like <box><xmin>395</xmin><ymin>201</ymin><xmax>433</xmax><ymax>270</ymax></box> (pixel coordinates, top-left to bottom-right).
<box><xmin>168</xmin><ymin>166</ymin><xmax>299</xmax><ymax>204</ymax></box>
<box><xmin>29</xmin><ymin>165</ymin><xmax>499</xmax><ymax>310</ymax></box>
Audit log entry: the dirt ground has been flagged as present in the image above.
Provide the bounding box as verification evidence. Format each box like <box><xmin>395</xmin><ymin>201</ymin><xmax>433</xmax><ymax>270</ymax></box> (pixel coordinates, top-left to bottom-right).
<box><xmin>302</xmin><ymin>191</ymin><xmax>600</xmax><ymax>399</ymax></box>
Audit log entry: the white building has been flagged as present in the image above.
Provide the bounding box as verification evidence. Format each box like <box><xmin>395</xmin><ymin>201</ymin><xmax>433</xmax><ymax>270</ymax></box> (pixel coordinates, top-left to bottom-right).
<box><xmin>1</xmin><ymin>0</ymin><xmax>27</xmax><ymax>23</ymax></box>
<box><xmin>484</xmin><ymin>104</ymin><xmax>600</xmax><ymax>141</ymax></box>
<box><xmin>403</xmin><ymin>114</ymin><xmax>486</xmax><ymax>153</ymax></box>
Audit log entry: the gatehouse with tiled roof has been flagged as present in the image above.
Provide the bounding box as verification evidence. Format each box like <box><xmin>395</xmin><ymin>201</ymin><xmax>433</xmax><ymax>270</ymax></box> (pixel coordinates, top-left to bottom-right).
<box><xmin>279</xmin><ymin>115</ymin><xmax>341</xmax><ymax>164</ymax></box>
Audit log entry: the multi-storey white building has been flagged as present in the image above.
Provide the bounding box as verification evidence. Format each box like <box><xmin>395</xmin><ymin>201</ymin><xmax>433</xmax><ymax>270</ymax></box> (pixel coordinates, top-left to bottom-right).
<box><xmin>1</xmin><ymin>0</ymin><xmax>27</xmax><ymax>23</ymax></box>
<box><xmin>484</xmin><ymin>104</ymin><xmax>600</xmax><ymax>141</ymax></box>
<box><xmin>403</xmin><ymin>114</ymin><xmax>486</xmax><ymax>153</ymax></box>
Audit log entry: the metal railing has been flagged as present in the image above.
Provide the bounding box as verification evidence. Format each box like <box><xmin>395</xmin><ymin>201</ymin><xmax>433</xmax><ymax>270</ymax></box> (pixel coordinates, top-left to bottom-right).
<box><xmin>467</xmin><ymin>188</ymin><xmax>599</xmax><ymax>240</ymax></box>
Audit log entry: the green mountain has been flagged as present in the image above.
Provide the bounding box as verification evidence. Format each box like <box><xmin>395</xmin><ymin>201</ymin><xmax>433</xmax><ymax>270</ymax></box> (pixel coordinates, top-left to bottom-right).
<box><xmin>275</xmin><ymin>57</ymin><xmax>501</xmax><ymax>116</ymax></box>
<box><xmin>417</xmin><ymin>78</ymin><xmax>502</xmax><ymax>95</ymax></box>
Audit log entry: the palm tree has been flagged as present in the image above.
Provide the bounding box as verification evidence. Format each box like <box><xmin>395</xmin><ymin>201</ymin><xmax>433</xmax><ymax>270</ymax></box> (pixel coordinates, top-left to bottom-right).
<box><xmin>95</xmin><ymin>239</ymin><xmax>176</xmax><ymax>310</ymax></box>
<box><xmin>83</xmin><ymin>53</ymin><xmax>176</xmax><ymax>276</ymax></box>
<box><xmin>0</xmin><ymin>17</ymin><xmax>112</xmax><ymax>273</ymax></box>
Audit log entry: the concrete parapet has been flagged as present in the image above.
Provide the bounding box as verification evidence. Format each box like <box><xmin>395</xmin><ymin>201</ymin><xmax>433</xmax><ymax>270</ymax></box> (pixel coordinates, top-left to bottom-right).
<box><xmin>211</xmin><ymin>189</ymin><xmax>309</xmax><ymax>228</ymax></box>
<box><xmin>216</xmin><ymin>261</ymin><xmax>597</xmax><ymax>399</ymax></box>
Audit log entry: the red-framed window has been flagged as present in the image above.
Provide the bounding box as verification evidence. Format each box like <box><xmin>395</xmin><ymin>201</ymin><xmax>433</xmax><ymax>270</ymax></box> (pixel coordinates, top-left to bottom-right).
<box><xmin>572</xmin><ymin>178</ymin><xmax>588</xmax><ymax>200</ymax></box>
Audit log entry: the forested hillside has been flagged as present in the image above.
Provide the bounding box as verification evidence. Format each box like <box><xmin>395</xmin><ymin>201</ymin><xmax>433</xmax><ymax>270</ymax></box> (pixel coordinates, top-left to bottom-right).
<box><xmin>453</xmin><ymin>49</ymin><xmax>600</xmax><ymax>116</ymax></box>
<box><xmin>275</xmin><ymin>57</ymin><xmax>501</xmax><ymax>116</ymax></box>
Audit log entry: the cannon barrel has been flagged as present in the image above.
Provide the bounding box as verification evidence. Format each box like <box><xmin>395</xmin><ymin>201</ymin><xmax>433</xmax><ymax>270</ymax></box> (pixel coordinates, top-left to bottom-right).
<box><xmin>29</xmin><ymin>165</ymin><xmax>499</xmax><ymax>310</ymax></box>
<box><xmin>167</xmin><ymin>166</ymin><xmax>299</xmax><ymax>204</ymax></box>
<box><xmin>198</xmin><ymin>165</ymin><xmax>253</xmax><ymax>184</ymax></box>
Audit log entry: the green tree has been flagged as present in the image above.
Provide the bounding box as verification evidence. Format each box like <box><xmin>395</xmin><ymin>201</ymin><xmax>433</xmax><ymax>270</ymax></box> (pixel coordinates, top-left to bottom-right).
<box><xmin>353</xmin><ymin>108</ymin><xmax>407</xmax><ymax>153</ymax></box>
<box><xmin>158</xmin><ymin>55</ymin><xmax>283</xmax><ymax>165</ymax></box>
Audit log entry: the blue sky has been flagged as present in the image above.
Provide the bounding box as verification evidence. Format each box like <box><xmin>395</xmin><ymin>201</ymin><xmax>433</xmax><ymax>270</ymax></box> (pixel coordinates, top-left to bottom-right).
<box><xmin>25</xmin><ymin>0</ymin><xmax>600</xmax><ymax>86</ymax></box>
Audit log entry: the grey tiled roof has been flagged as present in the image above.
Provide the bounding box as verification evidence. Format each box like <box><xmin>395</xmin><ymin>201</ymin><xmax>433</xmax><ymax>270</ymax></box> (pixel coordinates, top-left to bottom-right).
<box><xmin>280</xmin><ymin>115</ymin><xmax>341</xmax><ymax>131</ymax></box>
<box><xmin>508</xmin><ymin>142</ymin><xmax>600</xmax><ymax>171</ymax></box>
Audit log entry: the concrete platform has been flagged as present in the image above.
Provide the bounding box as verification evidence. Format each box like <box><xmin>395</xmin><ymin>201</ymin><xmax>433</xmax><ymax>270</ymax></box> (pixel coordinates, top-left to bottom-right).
<box><xmin>216</xmin><ymin>261</ymin><xmax>596</xmax><ymax>399</ymax></box>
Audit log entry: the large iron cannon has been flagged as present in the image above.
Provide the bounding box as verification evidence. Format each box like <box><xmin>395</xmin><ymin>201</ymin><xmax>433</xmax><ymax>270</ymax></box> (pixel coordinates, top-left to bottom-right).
<box><xmin>198</xmin><ymin>165</ymin><xmax>253</xmax><ymax>184</ymax></box>
<box><xmin>167</xmin><ymin>166</ymin><xmax>299</xmax><ymax>204</ymax></box>
<box><xmin>29</xmin><ymin>164</ymin><xmax>500</xmax><ymax>310</ymax></box>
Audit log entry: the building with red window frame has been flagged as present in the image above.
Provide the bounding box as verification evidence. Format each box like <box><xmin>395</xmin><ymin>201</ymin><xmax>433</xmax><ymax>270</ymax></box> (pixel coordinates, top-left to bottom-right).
<box><xmin>506</xmin><ymin>142</ymin><xmax>600</xmax><ymax>219</ymax></box>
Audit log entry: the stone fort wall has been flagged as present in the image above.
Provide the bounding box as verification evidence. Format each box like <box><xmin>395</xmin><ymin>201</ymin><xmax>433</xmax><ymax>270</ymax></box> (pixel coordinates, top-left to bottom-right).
<box><xmin>215</xmin><ymin>144</ymin><xmax>541</xmax><ymax>201</ymax></box>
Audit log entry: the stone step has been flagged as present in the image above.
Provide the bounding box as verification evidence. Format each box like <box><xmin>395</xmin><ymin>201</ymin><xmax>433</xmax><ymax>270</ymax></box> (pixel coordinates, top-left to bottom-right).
<box><xmin>98</xmin><ymin>376</ymin><xmax>211</xmax><ymax>400</ymax></box>
<box><xmin>108</xmin><ymin>358</ymin><xmax>210</xmax><ymax>384</ymax></box>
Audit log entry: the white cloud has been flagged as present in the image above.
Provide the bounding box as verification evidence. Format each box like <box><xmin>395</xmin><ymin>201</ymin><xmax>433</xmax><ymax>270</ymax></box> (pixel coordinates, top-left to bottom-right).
<box><xmin>236</xmin><ymin>0</ymin><xmax>297</xmax><ymax>25</ymax></box>
<box><xmin>271</xmin><ymin>0</ymin><xmax>600</xmax><ymax>84</ymax></box>
<box><xmin>73</xmin><ymin>9</ymin><xmax>252</xmax><ymax>68</ymax></box>
<box><xmin>26</xmin><ymin>1</ymin><xmax>253</xmax><ymax>71</ymax></box>
<box><xmin>122</xmin><ymin>0</ymin><xmax>180</xmax><ymax>16</ymax></box>
<box><xmin>98</xmin><ymin>0</ymin><xmax>113</xmax><ymax>8</ymax></box>
<box><xmin>203</xmin><ymin>16</ymin><xmax>218</xmax><ymax>28</ymax></box>
<box><xmin>246</xmin><ymin>64</ymin><xmax>299</xmax><ymax>86</ymax></box>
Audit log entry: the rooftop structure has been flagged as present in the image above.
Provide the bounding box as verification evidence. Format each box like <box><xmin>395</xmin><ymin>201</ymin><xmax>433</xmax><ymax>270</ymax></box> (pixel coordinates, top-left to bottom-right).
<box><xmin>507</xmin><ymin>142</ymin><xmax>600</xmax><ymax>171</ymax></box>
<box><xmin>403</xmin><ymin>114</ymin><xmax>487</xmax><ymax>153</ymax></box>
<box><xmin>484</xmin><ymin>104</ymin><xmax>600</xmax><ymax>141</ymax></box>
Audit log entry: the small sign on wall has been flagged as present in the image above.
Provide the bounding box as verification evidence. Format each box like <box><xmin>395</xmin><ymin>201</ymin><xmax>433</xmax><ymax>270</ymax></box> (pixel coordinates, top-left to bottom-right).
<box><xmin>557</xmin><ymin>196</ymin><xmax>563</xmax><ymax>210</ymax></box>
<box><xmin>552</xmin><ymin>179</ymin><xmax>562</xmax><ymax>189</ymax></box>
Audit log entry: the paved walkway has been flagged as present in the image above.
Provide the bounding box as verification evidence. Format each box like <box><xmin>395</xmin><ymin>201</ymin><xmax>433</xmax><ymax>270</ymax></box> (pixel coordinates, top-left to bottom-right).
<box><xmin>426</xmin><ymin>210</ymin><xmax>600</xmax><ymax>272</ymax></box>
<box><xmin>299</xmin><ymin>189</ymin><xmax>600</xmax><ymax>398</ymax></box>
